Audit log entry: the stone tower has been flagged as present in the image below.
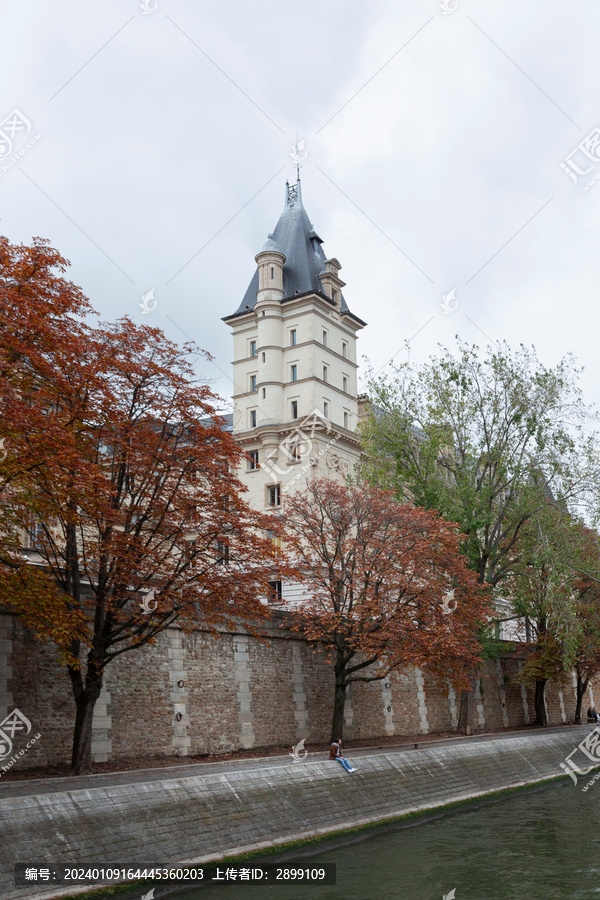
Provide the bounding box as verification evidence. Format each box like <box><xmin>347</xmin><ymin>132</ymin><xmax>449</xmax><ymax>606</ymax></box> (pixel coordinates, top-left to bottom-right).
<box><xmin>223</xmin><ymin>177</ymin><xmax>367</xmax><ymax>513</ymax></box>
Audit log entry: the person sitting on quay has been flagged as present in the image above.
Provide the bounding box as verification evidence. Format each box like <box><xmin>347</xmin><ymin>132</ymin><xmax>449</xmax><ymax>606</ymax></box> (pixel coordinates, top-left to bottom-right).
<box><xmin>329</xmin><ymin>737</ymin><xmax>357</xmax><ymax>773</ymax></box>
<box><xmin>587</xmin><ymin>705</ymin><xmax>600</xmax><ymax>724</ymax></box>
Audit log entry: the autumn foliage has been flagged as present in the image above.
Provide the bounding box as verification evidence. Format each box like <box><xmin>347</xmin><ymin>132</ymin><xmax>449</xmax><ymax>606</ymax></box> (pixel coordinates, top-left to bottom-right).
<box><xmin>0</xmin><ymin>237</ymin><xmax>284</xmax><ymax>773</ymax></box>
<box><xmin>282</xmin><ymin>478</ymin><xmax>491</xmax><ymax>739</ymax></box>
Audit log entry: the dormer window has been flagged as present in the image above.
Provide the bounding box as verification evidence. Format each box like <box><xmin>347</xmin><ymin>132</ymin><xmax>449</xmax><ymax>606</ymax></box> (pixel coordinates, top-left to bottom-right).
<box><xmin>332</xmin><ymin>289</ymin><xmax>337</xmax><ymax>303</ymax></box>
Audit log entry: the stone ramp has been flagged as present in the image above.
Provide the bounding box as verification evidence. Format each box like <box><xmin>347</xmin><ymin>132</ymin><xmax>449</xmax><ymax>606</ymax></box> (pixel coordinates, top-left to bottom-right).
<box><xmin>0</xmin><ymin>727</ymin><xmax>593</xmax><ymax>900</ymax></box>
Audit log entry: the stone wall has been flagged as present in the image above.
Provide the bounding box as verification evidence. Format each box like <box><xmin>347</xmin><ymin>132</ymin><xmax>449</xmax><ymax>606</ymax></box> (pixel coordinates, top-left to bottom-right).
<box><xmin>0</xmin><ymin>611</ymin><xmax>597</xmax><ymax>772</ymax></box>
<box><xmin>0</xmin><ymin>728</ymin><xmax>595</xmax><ymax>900</ymax></box>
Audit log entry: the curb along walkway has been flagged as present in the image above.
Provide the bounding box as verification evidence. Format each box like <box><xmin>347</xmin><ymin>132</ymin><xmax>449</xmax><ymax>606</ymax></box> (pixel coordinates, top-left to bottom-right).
<box><xmin>0</xmin><ymin>724</ymin><xmax>580</xmax><ymax>799</ymax></box>
<box><xmin>0</xmin><ymin>726</ymin><xmax>593</xmax><ymax>900</ymax></box>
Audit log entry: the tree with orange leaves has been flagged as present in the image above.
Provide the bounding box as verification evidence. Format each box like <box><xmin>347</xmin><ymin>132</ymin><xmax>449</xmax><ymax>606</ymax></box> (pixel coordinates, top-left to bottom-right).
<box><xmin>0</xmin><ymin>237</ymin><xmax>93</xmax><ymax>652</ymax></box>
<box><xmin>0</xmin><ymin>237</ymin><xmax>284</xmax><ymax>774</ymax></box>
<box><xmin>282</xmin><ymin>478</ymin><xmax>491</xmax><ymax>740</ymax></box>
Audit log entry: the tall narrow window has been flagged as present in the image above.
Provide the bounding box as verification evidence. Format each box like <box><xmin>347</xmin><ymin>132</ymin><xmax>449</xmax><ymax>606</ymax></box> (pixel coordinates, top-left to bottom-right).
<box><xmin>290</xmin><ymin>329</ymin><xmax>297</xmax><ymax>346</ymax></box>
<box><xmin>25</xmin><ymin>519</ymin><xmax>44</xmax><ymax>551</ymax></box>
<box><xmin>323</xmin><ymin>365</ymin><xmax>328</xmax><ymax>382</ymax></box>
<box><xmin>291</xmin><ymin>400</ymin><xmax>298</xmax><ymax>419</ymax></box>
<box><xmin>342</xmin><ymin>341</ymin><xmax>347</xmax><ymax>358</ymax></box>
<box><xmin>216</xmin><ymin>541</ymin><xmax>230</xmax><ymax>565</ymax></box>
<box><xmin>268</xmin><ymin>531</ymin><xmax>282</xmax><ymax>555</ymax></box>
<box><xmin>344</xmin><ymin>411</ymin><xmax>349</xmax><ymax>429</ymax></box>
<box><xmin>268</xmin><ymin>579</ymin><xmax>283</xmax><ymax>603</ymax></box>
<box><xmin>262</xmin><ymin>352</ymin><xmax>266</xmax><ymax>362</ymax></box>
<box><xmin>270</xmin><ymin>266</ymin><xmax>274</xmax><ymax>278</ymax></box>
<box><xmin>248</xmin><ymin>450</ymin><xmax>259</xmax><ymax>470</ymax></box>
<box><xmin>291</xmin><ymin>364</ymin><xmax>297</xmax><ymax>382</ymax></box>
<box><xmin>262</xmin><ymin>387</ymin><xmax>266</xmax><ymax>399</ymax></box>
<box><xmin>250</xmin><ymin>340</ymin><xmax>257</xmax><ymax>358</ymax></box>
<box><xmin>250</xmin><ymin>409</ymin><xmax>257</xmax><ymax>428</ymax></box>
<box><xmin>342</xmin><ymin>376</ymin><xmax>348</xmax><ymax>392</ymax></box>
<box><xmin>332</xmin><ymin>289</ymin><xmax>337</xmax><ymax>303</ymax></box>
<box><xmin>250</xmin><ymin>374</ymin><xmax>257</xmax><ymax>392</ymax></box>
<box><xmin>323</xmin><ymin>401</ymin><xmax>329</xmax><ymax>418</ymax></box>
<box><xmin>267</xmin><ymin>484</ymin><xmax>281</xmax><ymax>507</ymax></box>
<box><xmin>322</xmin><ymin>330</ymin><xmax>328</xmax><ymax>347</ymax></box>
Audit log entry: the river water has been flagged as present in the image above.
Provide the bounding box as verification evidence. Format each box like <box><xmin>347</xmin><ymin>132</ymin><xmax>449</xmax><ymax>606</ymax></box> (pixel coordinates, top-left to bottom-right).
<box><xmin>163</xmin><ymin>779</ymin><xmax>600</xmax><ymax>900</ymax></box>
<box><xmin>104</xmin><ymin>777</ymin><xmax>600</xmax><ymax>900</ymax></box>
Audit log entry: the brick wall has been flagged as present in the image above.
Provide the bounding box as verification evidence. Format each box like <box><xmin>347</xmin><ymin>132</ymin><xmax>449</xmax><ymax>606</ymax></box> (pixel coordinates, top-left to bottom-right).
<box><xmin>0</xmin><ymin>612</ymin><xmax>598</xmax><ymax>772</ymax></box>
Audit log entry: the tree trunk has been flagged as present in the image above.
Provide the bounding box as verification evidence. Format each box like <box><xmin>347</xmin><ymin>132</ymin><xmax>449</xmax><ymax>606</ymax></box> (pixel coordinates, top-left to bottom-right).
<box><xmin>575</xmin><ymin>675</ymin><xmax>589</xmax><ymax>725</ymax></box>
<box><xmin>533</xmin><ymin>678</ymin><xmax>548</xmax><ymax>727</ymax></box>
<box><xmin>330</xmin><ymin>659</ymin><xmax>347</xmax><ymax>742</ymax></box>
<box><xmin>68</xmin><ymin>659</ymin><xmax>104</xmax><ymax>775</ymax></box>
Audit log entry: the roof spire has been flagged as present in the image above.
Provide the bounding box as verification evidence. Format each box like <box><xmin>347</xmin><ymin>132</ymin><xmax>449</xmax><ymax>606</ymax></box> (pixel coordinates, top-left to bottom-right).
<box><xmin>224</xmin><ymin>176</ymin><xmax>365</xmax><ymax>327</ymax></box>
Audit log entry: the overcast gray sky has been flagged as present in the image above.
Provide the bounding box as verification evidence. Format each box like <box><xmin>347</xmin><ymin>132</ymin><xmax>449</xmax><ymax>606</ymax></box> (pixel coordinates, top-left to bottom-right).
<box><xmin>2</xmin><ymin>0</ymin><xmax>600</xmax><ymax>412</ymax></box>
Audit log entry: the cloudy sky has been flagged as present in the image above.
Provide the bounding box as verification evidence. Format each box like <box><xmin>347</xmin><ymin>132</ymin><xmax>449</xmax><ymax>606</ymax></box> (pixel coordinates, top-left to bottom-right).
<box><xmin>2</xmin><ymin>0</ymin><xmax>600</xmax><ymax>412</ymax></box>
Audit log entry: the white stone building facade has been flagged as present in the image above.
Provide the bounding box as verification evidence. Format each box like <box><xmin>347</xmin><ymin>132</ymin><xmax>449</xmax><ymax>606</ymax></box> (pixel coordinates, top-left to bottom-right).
<box><xmin>223</xmin><ymin>177</ymin><xmax>367</xmax><ymax>515</ymax></box>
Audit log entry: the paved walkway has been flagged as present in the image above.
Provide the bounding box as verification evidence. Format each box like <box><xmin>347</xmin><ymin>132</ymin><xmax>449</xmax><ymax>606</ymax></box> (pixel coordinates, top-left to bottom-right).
<box><xmin>0</xmin><ymin>723</ymin><xmax>588</xmax><ymax>799</ymax></box>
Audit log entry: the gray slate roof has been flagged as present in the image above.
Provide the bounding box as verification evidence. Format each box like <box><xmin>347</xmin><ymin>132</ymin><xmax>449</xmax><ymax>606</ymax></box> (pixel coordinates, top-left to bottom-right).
<box><xmin>226</xmin><ymin>179</ymin><xmax>357</xmax><ymax>320</ymax></box>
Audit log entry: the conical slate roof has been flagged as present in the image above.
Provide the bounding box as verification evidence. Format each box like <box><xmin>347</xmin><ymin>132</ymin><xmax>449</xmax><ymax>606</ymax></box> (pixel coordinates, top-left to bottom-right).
<box><xmin>226</xmin><ymin>178</ymin><xmax>356</xmax><ymax>319</ymax></box>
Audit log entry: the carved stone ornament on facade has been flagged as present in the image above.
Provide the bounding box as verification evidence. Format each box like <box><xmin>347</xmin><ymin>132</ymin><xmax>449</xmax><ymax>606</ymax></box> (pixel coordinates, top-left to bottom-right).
<box><xmin>325</xmin><ymin>452</ymin><xmax>349</xmax><ymax>474</ymax></box>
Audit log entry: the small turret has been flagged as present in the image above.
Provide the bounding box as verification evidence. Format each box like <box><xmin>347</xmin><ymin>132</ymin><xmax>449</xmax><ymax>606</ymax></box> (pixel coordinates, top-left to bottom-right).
<box><xmin>255</xmin><ymin>234</ymin><xmax>285</xmax><ymax>303</ymax></box>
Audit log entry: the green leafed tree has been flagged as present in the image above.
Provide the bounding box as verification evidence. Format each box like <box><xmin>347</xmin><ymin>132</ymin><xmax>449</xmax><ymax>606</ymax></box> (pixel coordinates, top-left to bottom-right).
<box><xmin>362</xmin><ymin>339</ymin><xmax>599</xmax><ymax>729</ymax></box>
<box><xmin>505</xmin><ymin>506</ymin><xmax>600</xmax><ymax>726</ymax></box>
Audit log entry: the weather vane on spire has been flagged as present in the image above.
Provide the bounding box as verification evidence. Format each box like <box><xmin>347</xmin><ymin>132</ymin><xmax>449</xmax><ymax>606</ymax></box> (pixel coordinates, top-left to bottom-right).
<box><xmin>289</xmin><ymin>137</ymin><xmax>307</xmax><ymax>179</ymax></box>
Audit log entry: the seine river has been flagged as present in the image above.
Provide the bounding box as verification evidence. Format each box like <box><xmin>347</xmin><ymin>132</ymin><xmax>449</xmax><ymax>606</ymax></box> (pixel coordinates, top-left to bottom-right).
<box><xmin>118</xmin><ymin>778</ymin><xmax>600</xmax><ymax>900</ymax></box>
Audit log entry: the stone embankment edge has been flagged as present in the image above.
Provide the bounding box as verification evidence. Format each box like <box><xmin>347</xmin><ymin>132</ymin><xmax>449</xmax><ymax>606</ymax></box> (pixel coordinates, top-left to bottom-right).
<box><xmin>18</xmin><ymin>770</ymin><xmax>595</xmax><ymax>900</ymax></box>
<box><xmin>2</xmin><ymin>730</ymin><xmax>593</xmax><ymax>900</ymax></box>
